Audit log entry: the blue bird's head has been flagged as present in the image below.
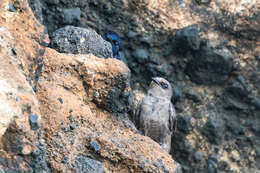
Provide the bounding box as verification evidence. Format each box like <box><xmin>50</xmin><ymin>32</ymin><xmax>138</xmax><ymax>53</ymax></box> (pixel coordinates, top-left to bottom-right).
<box><xmin>102</xmin><ymin>32</ymin><xmax>121</xmax><ymax>60</ymax></box>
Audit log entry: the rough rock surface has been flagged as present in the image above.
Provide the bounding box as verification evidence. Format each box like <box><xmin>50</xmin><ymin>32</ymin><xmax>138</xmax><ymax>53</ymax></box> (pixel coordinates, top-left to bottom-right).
<box><xmin>51</xmin><ymin>26</ymin><xmax>113</xmax><ymax>58</ymax></box>
<box><xmin>0</xmin><ymin>0</ymin><xmax>180</xmax><ymax>172</ymax></box>
<box><xmin>27</xmin><ymin>0</ymin><xmax>260</xmax><ymax>172</ymax></box>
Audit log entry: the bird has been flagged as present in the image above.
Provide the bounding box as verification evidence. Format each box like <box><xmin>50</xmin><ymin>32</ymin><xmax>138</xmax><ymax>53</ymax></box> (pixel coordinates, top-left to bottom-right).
<box><xmin>102</xmin><ymin>32</ymin><xmax>121</xmax><ymax>60</ymax></box>
<box><xmin>136</xmin><ymin>77</ymin><xmax>177</xmax><ymax>153</ymax></box>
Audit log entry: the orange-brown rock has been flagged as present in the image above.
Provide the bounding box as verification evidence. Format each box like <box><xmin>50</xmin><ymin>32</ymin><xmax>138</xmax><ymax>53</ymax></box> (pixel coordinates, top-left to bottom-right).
<box><xmin>0</xmin><ymin>0</ymin><xmax>180</xmax><ymax>172</ymax></box>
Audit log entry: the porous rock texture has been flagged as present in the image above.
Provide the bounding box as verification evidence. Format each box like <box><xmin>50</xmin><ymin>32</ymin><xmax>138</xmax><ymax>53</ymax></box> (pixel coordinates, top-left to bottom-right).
<box><xmin>0</xmin><ymin>0</ymin><xmax>180</xmax><ymax>172</ymax></box>
<box><xmin>29</xmin><ymin>0</ymin><xmax>259</xmax><ymax>172</ymax></box>
<box><xmin>50</xmin><ymin>26</ymin><xmax>113</xmax><ymax>58</ymax></box>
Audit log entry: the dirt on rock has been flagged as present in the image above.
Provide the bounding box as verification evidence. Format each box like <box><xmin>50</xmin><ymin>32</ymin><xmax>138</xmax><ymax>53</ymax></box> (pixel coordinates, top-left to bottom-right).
<box><xmin>0</xmin><ymin>0</ymin><xmax>259</xmax><ymax>172</ymax></box>
<box><xmin>0</xmin><ymin>0</ymin><xmax>180</xmax><ymax>172</ymax></box>
<box><xmin>30</xmin><ymin>0</ymin><xmax>260</xmax><ymax>172</ymax></box>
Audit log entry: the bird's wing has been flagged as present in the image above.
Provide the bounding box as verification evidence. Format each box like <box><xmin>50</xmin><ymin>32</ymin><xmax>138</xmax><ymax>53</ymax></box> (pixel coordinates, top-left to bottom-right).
<box><xmin>135</xmin><ymin>99</ymin><xmax>143</xmax><ymax>129</ymax></box>
<box><xmin>168</xmin><ymin>103</ymin><xmax>177</xmax><ymax>132</ymax></box>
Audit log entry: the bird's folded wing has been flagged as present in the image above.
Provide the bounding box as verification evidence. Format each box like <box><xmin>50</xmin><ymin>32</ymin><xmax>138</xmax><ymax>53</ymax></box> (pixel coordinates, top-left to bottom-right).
<box><xmin>168</xmin><ymin>103</ymin><xmax>177</xmax><ymax>132</ymax></box>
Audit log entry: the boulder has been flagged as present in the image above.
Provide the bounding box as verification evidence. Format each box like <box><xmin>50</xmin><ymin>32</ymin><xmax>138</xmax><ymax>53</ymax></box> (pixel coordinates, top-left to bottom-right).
<box><xmin>186</xmin><ymin>47</ymin><xmax>234</xmax><ymax>85</ymax></box>
<box><xmin>51</xmin><ymin>26</ymin><xmax>113</xmax><ymax>58</ymax></box>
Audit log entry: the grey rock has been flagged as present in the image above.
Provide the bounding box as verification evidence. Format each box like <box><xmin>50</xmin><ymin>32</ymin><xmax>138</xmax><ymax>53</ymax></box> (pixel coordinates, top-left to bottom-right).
<box><xmin>62</xmin><ymin>8</ymin><xmax>81</xmax><ymax>25</ymax></box>
<box><xmin>90</xmin><ymin>141</ymin><xmax>100</xmax><ymax>152</ymax></box>
<box><xmin>104</xmin><ymin>84</ymin><xmax>133</xmax><ymax>113</ymax></box>
<box><xmin>186</xmin><ymin>47</ymin><xmax>234</xmax><ymax>85</ymax></box>
<box><xmin>27</xmin><ymin>0</ymin><xmax>43</xmax><ymax>23</ymax></box>
<box><xmin>45</xmin><ymin>0</ymin><xmax>59</xmax><ymax>5</ymax></box>
<box><xmin>256</xmin><ymin>55</ymin><xmax>260</xmax><ymax>61</ymax></box>
<box><xmin>51</xmin><ymin>26</ymin><xmax>113</xmax><ymax>58</ymax></box>
<box><xmin>70</xmin><ymin>123</ymin><xmax>77</xmax><ymax>130</ymax></box>
<box><xmin>58</xmin><ymin>97</ymin><xmax>63</xmax><ymax>104</ymax></box>
<box><xmin>68</xmin><ymin>114</ymin><xmax>74</xmax><ymax>121</ymax></box>
<box><xmin>177</xmin><ymin>115</ymin><xmax>192</xmax><ymax>134</ymax></box>
<box><xmin>61</xmin><ymin>126</ymin><xmax>70</xmax><ymax>132</ymax></box>
<box><xmin>57</xmin><ymin>143</ymin><xmax>63</xmax><ymax>148</ymax></box>
<box><xmin>227</xmin><ymin>122</ymin><xmax>245</xmax><ymax>136</ymax></box>
<box><xmin>8</xmin><ymin>3</ymin><xmax>16</xmax><ymax>12</ymax></box>
<box><xmin>237</xmin><ymin>75</ymin><xmax>246</xmax><ymax>85</ymax></box>
<box><xmin>207</xmin><ymin>154</ymin><xmax>219</xmax><ymax>172</ymax></box>
<box><xmin>133</xmin><ymin>49</ymin><xmax>148</xmax><ymax>63</ymax></box>
<box><xmin>172</xmin><ymin>85</ymin><xmax>182</xmax><ymax>103</ymax></box>
<box><xmin>226</xmin><ymin>81</ymin><xmax>249</xmax><ymax>99</ymax></box>
<box><xmin>29</xmin><ymin>114</ymin><xmax>39</xmax><ymax>130</ymax></box>
<box><xmin>184</xmin><ymin>89</ymin><xmax>202</xmax><ymax>103</ymax></box>
<box><xmin>31</xmin><ymin>142</ymin><xmax>50</xmax><ymax>173</ymax></box>
<box><xmin>193</xmin><ymin>151</ymin><xmax>203</xmax><ymax>162</ymax></box>
<box><xmin>251</xmin><ymin>97</ymin><xmax>260</xmax><ymax>110</ymax></box>
<box><xmin>207</xmin><ymin>159</ymin><xmax>217</xmax><ymax>173</ymax></box>
<box><xmin>149</xmin><ymin>53</ymin><xmax>162</xmax><ymax>65</ymax></box>
<box><xmin>209</xmin><ymin>154</ymin><xmax>219</xmax><ymax>163</ymax></box>
<box><xmin>195</xmin><ymin>0</ymin><xmax>211</xmax><ymax>5</ymax></box>
<box><xmin>127</xmin><ymin>31</ymin><xmax>137</xmax><ymax>38</ymax></box>
<box><xmin>225</xmin><ymin>98</ymin><xmax>249</xmax><ymax>110</ymax></box>
<box><xmin>73</xmin><ymin>156</ymin><xmax>104</xmax><ymax>173</ymax></box>
<box><xmin>250</xmin><ymin>72</ymin><xmax>260</xmax><ymax>92</ymax></box>
<box><xmin>139</xmin><ymin>34</ymin><xmax>153</xmax><ymax>46</ymax></box>
<box><xmin>147</xmin><ymin>63</ymin><xmax>168</xmax><ymax>76</ymax></box>
<box><xmin>175</xmin><ymin>24</ymin><xmax>200</xmax><ymax>52</ymax></box>
<box><xmin>202</xmin><ymin>118</ymin><xmax>223</xmax><ymax>144</ymax></box>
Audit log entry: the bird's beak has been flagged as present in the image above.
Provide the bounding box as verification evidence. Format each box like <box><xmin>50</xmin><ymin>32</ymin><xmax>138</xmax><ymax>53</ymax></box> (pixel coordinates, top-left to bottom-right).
<box><xmin>152</xmin><ymin>77</ymin><xmax>160</xmax><ymax>86</ymax></box>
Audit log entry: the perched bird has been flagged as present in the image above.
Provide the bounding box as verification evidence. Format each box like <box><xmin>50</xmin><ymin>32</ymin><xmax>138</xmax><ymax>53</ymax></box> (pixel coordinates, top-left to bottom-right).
<box><xmin>136</xmin><ymin>77</ymin><xmax>177</xmax><ymax>153</ymax></box>
<box><xmin>102</xmin><ymin>32</ymin><xmax>121</xmax><ymax>60</ymax></box>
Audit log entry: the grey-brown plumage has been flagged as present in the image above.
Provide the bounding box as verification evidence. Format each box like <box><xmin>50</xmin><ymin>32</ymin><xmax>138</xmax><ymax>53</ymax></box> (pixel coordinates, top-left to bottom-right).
<box><xmin>136</xmin><ymin>77</ymin><xmax>177</xmax><ymax>153</ymax></box>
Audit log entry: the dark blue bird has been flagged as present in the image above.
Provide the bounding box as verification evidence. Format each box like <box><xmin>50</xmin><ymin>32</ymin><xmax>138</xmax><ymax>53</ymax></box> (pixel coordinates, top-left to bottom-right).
<box><xmin>102</xmin><ymin>32</ymin><xmax>121</xmax><ymax>60</ymax></box>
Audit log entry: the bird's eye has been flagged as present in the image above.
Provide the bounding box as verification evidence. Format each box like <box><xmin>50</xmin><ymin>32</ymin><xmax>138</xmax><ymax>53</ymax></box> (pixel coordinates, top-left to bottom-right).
<box><xmin>112</xmin><ymin>40</ymin><xmax>118</xmax><ymax>45</ymax></box>
<box><xmin>106</xmin><ymin>37</ymin><xmax>112</xmax><ymax>42</ymax></box>
<box><xmin>161</xmin><ymin>82</ymin><xmax>168</xmax><ymax>89</ymax></box>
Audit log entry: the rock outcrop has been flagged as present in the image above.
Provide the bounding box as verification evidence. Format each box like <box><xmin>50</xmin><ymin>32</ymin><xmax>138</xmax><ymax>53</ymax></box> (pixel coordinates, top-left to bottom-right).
<box><xmin>50</xmin><ymin>26</ymin><xmax>113</xmax><ymax>58</ymax></box>
<box><xmin>26</xmin><ymin>0</ymin><xmax>259</xmax><ymax>172</ymax></box>
<box><xmin>0</xmin><ymin>0</ymin><xmax>180</xmax><ymax>172</ymax></box>
<box><xmin>1</xmin><ymin>0</ymin><xmax>260</xmax><ymax>172</ymax></box>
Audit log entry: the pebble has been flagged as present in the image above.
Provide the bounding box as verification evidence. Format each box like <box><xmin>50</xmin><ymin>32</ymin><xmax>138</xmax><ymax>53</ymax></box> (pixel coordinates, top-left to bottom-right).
<box><xmin>8</xmin><ymin>3</ymin><xmax>16</xmax><ymax>12</ymax></box>
<box><xmin>70</xmin><ymin>123</ymin><xmax>77</xmax><ymax>130</ymax></box>
<box><xmin>133</xmin><ymin>49</ymin><xmax>148</xmax><ymax>63</ymax></box>
<box><xmin>29</xmin><ymin>114</ymin><xmax>39</xmax><ymax>130</ymax></box>
<box><xmin>90</xmin><ymin>141</ymin><xmax>101</xmax><ymax>152</ymax></box>
<box><xmin>207</xmin><ymin>159</ymin><xmax>217</xmax><ymax>173</ymax></box>
<box><xmin>21</xmin><ymin>144</ymin><xmax>33</xmax><ymax>155</ymax></box>
<box><xmin>58</xmin><ymin>97</ymin><xmax>63</xmax><ymax>104</ymax></box>
<box><xmin>61</xmin><ymin>126</ymin><xmax>70</xmax><ymax>132</ymax></box>
<box><xmin>68</xmin><ymin>114</ymin><xmax>74</xmax><ymax>121</ymax></box>
<box><xmin>193</xmin><ymin>151</ymin><xmax>204</xmax><ymax>162</ymax></box>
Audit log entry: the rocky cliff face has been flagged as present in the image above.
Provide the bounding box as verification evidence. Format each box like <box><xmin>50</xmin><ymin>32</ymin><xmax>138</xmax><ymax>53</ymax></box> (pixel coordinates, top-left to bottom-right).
<box><xmin>0</xmin><ymin>0</ymin><xmax>180</xmax><ymax>172</ymax></box>
<box><xmin>0</xmin><ymin>0</ymin><xmax>259</xmax><ymax>173</ymax></box>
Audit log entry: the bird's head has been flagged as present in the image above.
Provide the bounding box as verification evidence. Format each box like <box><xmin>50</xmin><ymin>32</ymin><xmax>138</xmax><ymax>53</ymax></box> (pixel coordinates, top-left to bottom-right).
<box><xmin>102</xmin><ymin>32</ymin><xmax>121</xmax><ymax>59</ymax></box>
<box><xmin>148</xmin><ymin>77</ymin><xmax>173</xmax><ymax>99</ymax></box>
